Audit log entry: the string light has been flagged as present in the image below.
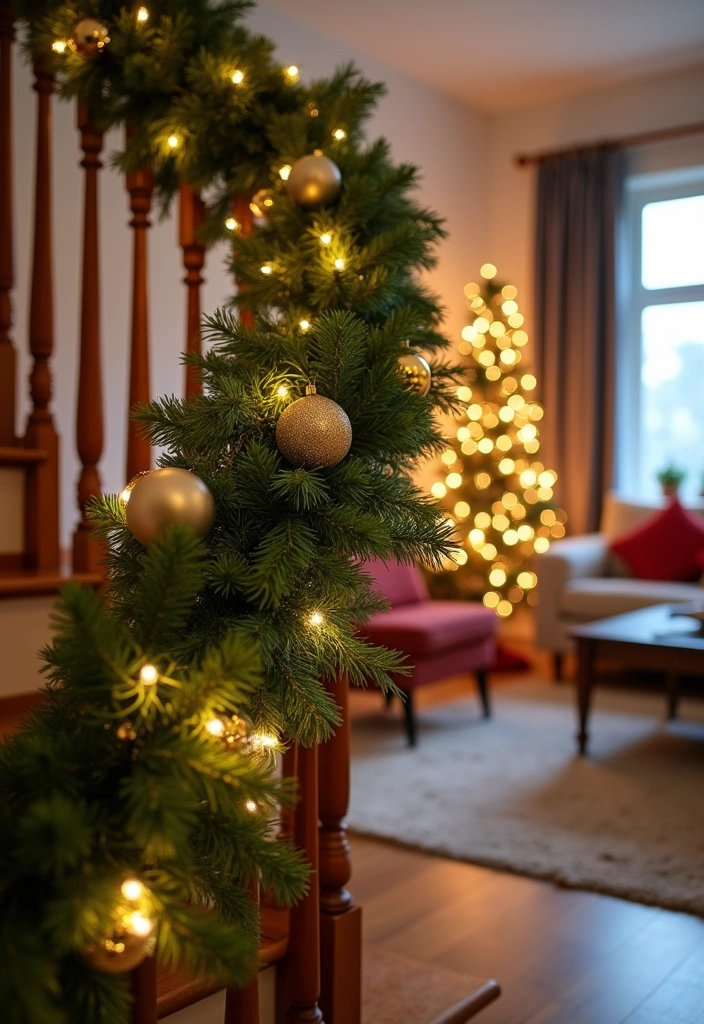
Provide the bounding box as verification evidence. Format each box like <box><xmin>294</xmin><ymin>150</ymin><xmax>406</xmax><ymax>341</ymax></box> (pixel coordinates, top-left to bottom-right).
<box><xmin>255</xmin><ymin>733</ymin><xmax>278</xmax><ymax>749</ymax></box>
<box><xmin>121</xmin><ymin>879</ymin><xmax>145</xmax><ymax>901</ymax></box>
<box><xmin>52</xmin><ymin>39</ymin><xmax>67</xmax><ymax>53</ymax></box>
<box><xmin>245</xmin><ymin>799</ymin><xmax>258</xmax><ymax>813</ymax></box>
<box><xmin>299</xmin><ymin>319</ymin><xmax>311</xmax><ymax>331</ymax></box>
<box><xmin>332</xmin><ymin>128</ymin><xmax>347</xmax><ymax>141</ymax></box>
<box><xmin>480</xmin><ymin>263</ymin><xmax>497</xmax><ymax>279</ymax></box>
<box><xmin>309</xmin><ymin>612</ymin><xmax>324</xmax><ymax>626</ymax></box>
<box><xmin>205</xmin><ymin>718</ymin><xmax>225</xmax><ymax>737</ymax></box>
<box><xmin>320</xmin><ymin>232</ymin><xmax>333</xmax><ymax>245</ymax></box>
<box><xmin>277</xmin><ymin>385</ymin><xmax>289</xmax><ymax>398</ymax></box>
<box><xmin>279</xmin><ymin>164</ymin><xmax>292</xmax><ymax>181</ymax></box>
<box><xmin>334</xmin><ymin>257</ymin><xmax>345</xmax><ymax>271</ymax></box>
<box><xmin>136</xmin><ymin>6</ymin><xmax>149</xmax><ymax>22</ymax></box>
<box><xmin>126</xmin><ymin>912</ymin><xmax>153</xmax><ymax>937</ymax></box>
<box><xmin>231</xmin><ymin>69</ymin><xmax>245</xmax><ymax>85</ymax></box>
<box><xmin>225</xmin><ymin>217</ymin><xmax>238</xmax><ymax>231</ymax></box>
<box><xmin>167</xmin><ymin>135</ymin><xmax>180</xmax><ymax>149</ymax></box>
<box><xmin>261</xmin><ymin>263</ymin><xmax>273</xmax><ymax>275</ymax></box>
<box><xmin>285</xmin><ymin>65</ymin><xmax>300</xmax><ymax>80</ymax></box>
<box><xmin>140</xmin><ymin>664</ymin><xmax>158</xmax><ymax>685</ymax></box>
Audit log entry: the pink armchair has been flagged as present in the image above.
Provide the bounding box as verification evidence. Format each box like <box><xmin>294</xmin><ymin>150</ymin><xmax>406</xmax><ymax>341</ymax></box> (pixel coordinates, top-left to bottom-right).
<box><xmin>360</xmin><ymin>559</ymin><xmax>498</xmax><ymax>745</ymax></box>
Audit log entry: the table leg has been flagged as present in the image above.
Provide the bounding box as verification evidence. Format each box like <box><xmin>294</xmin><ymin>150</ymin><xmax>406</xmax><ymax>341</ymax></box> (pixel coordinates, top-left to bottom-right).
<box><xmin>666</xmin><ymin>672</ymin><xmax>679</xmax><ymax>720</ymax></box>
<box><xmin>576</xmin><ymin>637</ymin><xmax>595</xmax><ymax>756</ymax></box>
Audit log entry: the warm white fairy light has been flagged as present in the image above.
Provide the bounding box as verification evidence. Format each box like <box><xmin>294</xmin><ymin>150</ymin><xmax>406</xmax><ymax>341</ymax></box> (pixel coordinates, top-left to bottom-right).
<box><xmin>136</xmin><ymin>6</ymin><xmax>149</xmax><ymax>23</ymax></box>
<box><xmin>299</xmin><ymin>319</ymin><xmax>311</xmax><ymax>331</ymax></box>
<box><xmin>309</xmin><ymin>612</ymin><xmax>324</xmax><ymax>626</ymax></box>
<box><xmin>121</xmin><ymin>879</ymin><xmax>144</xmax><ymax>902</ymax></box>
<box><xmin>279</xmin><ymin>164</ymin><xmax>292</xmax><ymax>181</ymax></box>
<box><xmin>225</xmin><ymin>217</ymin><xmax>238</xmax><ymax>231</ymax></box>
<box><xmin>231</xmin><ymin>69</ymin><xmax>245</xmax><ymax>85</ymax></box>
<box><xmin>334</xmin><ymin>257</ymin><xmax>345</xmax><ymax>271</ymax></box>
<box><xmin>140</xmin><ymin>664</ymin><xmax>158</xmax><ymax>685</ymax></box>
<box><xmin>277</xmin><ymin>385</ymin><xmax>289</xmax><ymax>398</ymax></box>
<box><xmin>332</xmin><ymin>128</ymin><xmax>347</xmax><ymax>141</ymax></box>
<box><xmin>261</xmin><ymin>263</ymin><xmax>273</xmax><ymax>275</ymax></box>
<box><xmin>126</xmin><ymin>912</ymin><xmax>153</xmax><ymax>937</ymax></box>
<box><xmin>255</xmin><ymin>733</ymin><xmax>278</xmax><ymax>749</ymax></box>
<box><xmin>285</xmin><ymin>64</ymin><xmax>300</xmax><ymax>80</ymax></box>
<box><xmin>205</xmin><ymin>718</ymin><xmax>225</xmax><ymax>737</ymax></box>
<box><xmin>52</xmin><ymin>39</ymin><xmax>68</xmax><ymax>53</ymax></box>
<box><xmin>245</xmin><ymin>799</ymin><xmax>258</xmax><ymax>813</ymax></box>
<box><xmin>167</xmin><ymin>134</ymin><xmax>180</xmax><ymax>149</ymax></box>
<box><xmin>319</xmin><ymin>232</ymin><xmax>333</xmax><ymax>245</ymax></box>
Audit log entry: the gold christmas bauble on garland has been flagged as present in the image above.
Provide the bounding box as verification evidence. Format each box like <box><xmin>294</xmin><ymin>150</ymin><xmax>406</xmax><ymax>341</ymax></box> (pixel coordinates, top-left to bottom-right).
<box><xmin>125</xmin><ymin>467</ymin><xmax>216</xmax><ymax>547</ymax></box>
<box><xmin>70</xmin><ymin>18</ymin><xmax>110</xmax><ymax>56</ymax></box>
<box><xmin>285</xmin><ymin>154</ymin><xmax>342</xmax><ymax>208</ymax></box>
<box><xmin>84</xmin><ymin>928</ymin><xmax>155</xmax><ymax>975</ymax></box>
<box><xmin>398</xmin><ymin>347</ymin><xmax>432</xmax><ymax>397</ymax></box>
<box><xmin>276</xmin><ymin>383</ymin><xmax>352</xmax><ymax>468</ymax></box>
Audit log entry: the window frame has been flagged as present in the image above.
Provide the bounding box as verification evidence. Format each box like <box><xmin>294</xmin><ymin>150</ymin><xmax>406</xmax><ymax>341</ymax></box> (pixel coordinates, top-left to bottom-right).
<box><xmin>616</xmin><ymin>167</ymin><xmax>704</xmax><ymax>499</ymax></box>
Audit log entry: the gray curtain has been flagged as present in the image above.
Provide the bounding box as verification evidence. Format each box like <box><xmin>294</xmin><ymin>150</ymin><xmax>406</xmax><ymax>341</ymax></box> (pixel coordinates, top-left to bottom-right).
<box><xmin>534</xmin><ymin>147</ymin><xmax>625</xmax><ymax>535</ymax></box>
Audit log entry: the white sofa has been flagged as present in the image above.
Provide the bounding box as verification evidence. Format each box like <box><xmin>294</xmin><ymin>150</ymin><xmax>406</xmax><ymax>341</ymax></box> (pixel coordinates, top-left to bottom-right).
<box><xmin>535</xmin><ymin>492</ymin><xmax>704</xmax><ymax>678</ymax></box>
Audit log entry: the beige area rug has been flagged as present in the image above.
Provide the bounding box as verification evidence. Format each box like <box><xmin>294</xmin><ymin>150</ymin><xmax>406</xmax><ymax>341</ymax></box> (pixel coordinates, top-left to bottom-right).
<box><xmin>349</xmin><ymin>680</ymin><xmax>704</xmax><ymax>915</ymax></box>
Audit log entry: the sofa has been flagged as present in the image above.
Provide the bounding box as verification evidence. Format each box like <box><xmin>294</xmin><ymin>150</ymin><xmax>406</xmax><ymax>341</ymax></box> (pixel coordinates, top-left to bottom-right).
<box><xmin>535</xmin><ymin>492</ymin><xmax>704</xmax><ymax>678</ymax></box>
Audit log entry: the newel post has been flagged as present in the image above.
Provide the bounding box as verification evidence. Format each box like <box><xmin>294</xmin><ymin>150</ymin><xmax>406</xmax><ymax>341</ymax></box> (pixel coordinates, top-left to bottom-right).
<box><xmin>318</xmin><ymin>674</ymin><xmax>362</xmax><ymax>1024</ymax></box>
<box><xmin>0</xmin><ymin>0</ymin><xmax>16</xmax><ymax>444</ymax></box>
<box><xmin>72</xmin><ymin>103</ymin><xmax>104</xmax><ymax>574</ymax></box>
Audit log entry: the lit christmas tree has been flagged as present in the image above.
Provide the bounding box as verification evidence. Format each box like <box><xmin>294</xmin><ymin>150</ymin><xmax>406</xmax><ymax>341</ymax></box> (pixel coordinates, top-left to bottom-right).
<box><xmin>428</xmin><ymin>265</ymin><xmax>566</xmax><ymax>617</ymax></box>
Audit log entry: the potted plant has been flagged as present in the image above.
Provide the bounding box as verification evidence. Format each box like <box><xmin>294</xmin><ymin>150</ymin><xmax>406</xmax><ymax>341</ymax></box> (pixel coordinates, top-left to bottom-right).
<box><xmin>657</xmin><ymin>463</ymin><xmax>686</xmax><ymax>498</ymax></box>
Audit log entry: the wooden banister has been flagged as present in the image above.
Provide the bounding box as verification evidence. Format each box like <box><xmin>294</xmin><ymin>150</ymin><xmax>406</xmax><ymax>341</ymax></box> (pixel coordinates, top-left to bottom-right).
<box><xmin>285</xmin><ymin>743</ymin><xmax>324</xmax><ymax>1024</ymax></box>
<box><xmin>130</xmin><ymin>957</ymin><xmax>157</xmax><ymax>1024</ymax></box>
<box><xmin>224</xmin><ymin>880</ymin><xmax>261</xmax><ymax>1024</ymax></box>
<box><xmin>72</xmin><ymin>104</ymin><xmax>104</xmax><ymax>575</ymax></box>
<box><xmin>24</xmin><ymin>61</ymin><xmax>59</xmax><ymax>571</ymax></box>
<box><xmin>178</xmin><ymin>182</ymin><xmax>206</xmax><ymax>398</ymax></box>
<box><xmin>125</xmin><ymin>135</ymin><xmax>153</xmax><ymax>480</ymax></box>
<box><xmin>318</xmin><ymin>674</ymin><xmax>362</xmax><ymax>1024</ymax></box>
<box><xmin>0</xmin><ymin>1</ymin><xmax>16</xmax><ymax>445</ymax></box>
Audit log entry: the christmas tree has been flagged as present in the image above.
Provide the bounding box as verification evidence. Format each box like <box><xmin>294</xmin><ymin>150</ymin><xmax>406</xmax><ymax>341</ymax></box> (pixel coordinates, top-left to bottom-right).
<box><xmin>0</xmin><ymin>529</ymin><xmax>308</xmax><ymax>1024</ymax></box>
<box><xmin>5</xmin><ymin>3</ymin><xmax>461</xmax><ymax>1019</ymax></box>
<box><xmin>428</xmin><ymin>265</ymin><xmax>566</xmax><ymax>617</ymax></box>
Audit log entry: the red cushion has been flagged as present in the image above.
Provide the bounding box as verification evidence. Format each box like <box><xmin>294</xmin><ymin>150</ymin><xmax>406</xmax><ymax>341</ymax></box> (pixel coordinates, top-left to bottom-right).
<box><xmin>610</xmin><ymin>500</ymin><xmax>704</xmax><ymax>582</ymax></box>
<box><xmin>363</xmin><ymin>558</ymin><xmax>429</xmax><ymax>607</ymax></box>
<box><xmin>362</xmin><ymin>601</ymin><xmax>497</xmax><ymax>655</ymax></box>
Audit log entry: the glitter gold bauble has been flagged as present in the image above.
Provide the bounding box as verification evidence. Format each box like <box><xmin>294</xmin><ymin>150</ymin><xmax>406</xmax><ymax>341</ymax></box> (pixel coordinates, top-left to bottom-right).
<box><xmin>285</xmin><ymin>154</ymin><xmax>342</xmax><ymax>208</ymax></box>
<box><xmin>398</xmin><ymin>350</ymin><xmax>432</xmax><ymax>397</ymax></box>
<box><xmin>275</xmin><ymin>384</ymin><xmax>352</xmax><ymax>468</ymax></box>
<box><xmin>84</xmin><ymin>930</ymin><xmax>155</xmax><ymax>975</ymax></box>
<box><xmin>70</xmin><ymin>18</ymin><xmax>110</xmax><ymax>56</ymax></box>
<box><xmin>126</xmin><ymin>467</ymin><xmax>216</xmax><ymax>547</ymax></box>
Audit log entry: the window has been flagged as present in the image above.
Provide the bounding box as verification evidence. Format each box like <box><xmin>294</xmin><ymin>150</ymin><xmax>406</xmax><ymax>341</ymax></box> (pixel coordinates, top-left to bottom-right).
<box><xmin>618</xmin><ymin>168</ymin><xmax>704</xmax><ymax>503</ymax></box>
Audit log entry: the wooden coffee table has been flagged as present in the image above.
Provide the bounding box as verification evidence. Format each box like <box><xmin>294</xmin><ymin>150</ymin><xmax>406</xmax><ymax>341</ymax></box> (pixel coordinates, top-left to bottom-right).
<box><xmin>569</xmin><ymin>604</ymin><xmax>704</xmax><ymax>755</ymax></box>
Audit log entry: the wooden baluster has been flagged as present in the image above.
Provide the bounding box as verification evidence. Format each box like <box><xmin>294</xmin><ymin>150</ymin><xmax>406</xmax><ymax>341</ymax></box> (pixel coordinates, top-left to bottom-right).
<box><xmin>318</xmin><ymin>674</ymin><xmax>362</xmax><ymax>1024</ymax></box>
<box><xmin>224</xmin><ymin>879</ymin><xmax>261</xmax><ymax>1024</ymax></box>
<box><xmin>24</xmin><ymin>61</ymin><xmax>59</xmax><ymax>571</ymax></box>
<box><xmin>232</xmin><ymin>195</ymin><xmax>255</xmax><ymax>329</ymax></box>
<box><xmin>72</xmin><ymin>105</ymin><xmax>104</xmax><ymax>574</ymax></box>
<box><xmin>125</xmin><ymin>132</ymin><xmax>154</xmax><ymax>480</ymax></box>
<box><xmin>179</xmin><ymin>182</ymin><xmax>206</xmax><ymax>398</ymax></box>
<box><xmin>285</xmin><ymin>743</ymin><xmax>324</xmax><ymax>1024</ymax></box>
<box><xmin>130</xmin><ymin>957</ymin><xmax>157</xmax><ymax>1024</ymax></box>
<box><xmin>0</xmin><ymin>1</ymin><xmax>16</xmax><ymax>445</ymax></box>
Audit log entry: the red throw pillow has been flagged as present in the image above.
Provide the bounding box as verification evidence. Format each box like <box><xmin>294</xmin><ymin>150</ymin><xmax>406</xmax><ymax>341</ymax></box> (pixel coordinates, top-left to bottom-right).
<box><xmin>610</xmin><ymin>500</ymin><xmax>704</xmax><ymax>582</ymax></box>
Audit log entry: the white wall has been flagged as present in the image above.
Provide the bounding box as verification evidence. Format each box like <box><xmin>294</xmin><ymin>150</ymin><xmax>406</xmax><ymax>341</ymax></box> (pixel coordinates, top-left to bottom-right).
<box><xmin>10</xmin><ymin>3</ymin><xmax>488</xmax><ymax>551</ymax></box>
<box><xmin>486</xmin><ymin>63</ymin><xmax>704</xmax><ymax>337</ymax></box>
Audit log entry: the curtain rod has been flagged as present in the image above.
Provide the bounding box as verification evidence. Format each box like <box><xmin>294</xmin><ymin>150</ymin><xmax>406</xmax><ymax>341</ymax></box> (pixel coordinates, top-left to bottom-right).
<box><xmin>514</xmin><ymin>120</ymin><xmax>704</xmax><ymax>167</ymax></box>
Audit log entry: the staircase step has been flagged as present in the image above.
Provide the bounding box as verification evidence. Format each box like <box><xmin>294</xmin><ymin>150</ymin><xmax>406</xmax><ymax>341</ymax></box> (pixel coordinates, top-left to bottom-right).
<box><xmin>0</xmin><ymin>445</ymin><xmax>48</xmax><ymax>467</ymax></box>
<box><xmin>156</xmin><ymin>907</ymin><xmax>289</xmax><ymax>1019</ymax></box>
<box><xmin>0</xmin><ymin>570</ymin><xmax>103</xmax><ymax>599</ymax></box>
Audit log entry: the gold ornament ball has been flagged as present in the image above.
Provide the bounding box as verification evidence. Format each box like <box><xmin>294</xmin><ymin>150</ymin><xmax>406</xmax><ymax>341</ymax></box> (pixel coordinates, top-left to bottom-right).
<box><xmin>126</xmin><ymin>467</ymin><xmax>216</xmax><ymax>547</ymax></box>
<box><xmin>398</xmin><ymin>351</ymin><xmax>432</xmax><ymax>397</ymax></box>
<box><xmin>84</xmin><ymin>931</ymin><xmax>155</xmax><ymax>975</ymax></box>
<box><xmin>285</xmin><ymin>154</ymin><xmax>342</xmax><ymax>208</ymax></box>
<box><xmin>276</xmin><ymin>386</ymin><xmax>352</xmax><ymax>468</ymax></box>
<box><xmin>70</xmin><ymin>18</ymin><xmax>110</xmax><ymax>56</ymax></box>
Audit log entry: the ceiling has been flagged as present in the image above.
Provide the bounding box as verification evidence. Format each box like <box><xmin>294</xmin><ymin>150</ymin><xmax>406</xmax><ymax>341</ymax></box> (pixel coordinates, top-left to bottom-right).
<box><xmin>265</xmin><ymin>0</ymin><xmax>704</xmax><ymax>111</ymax></box>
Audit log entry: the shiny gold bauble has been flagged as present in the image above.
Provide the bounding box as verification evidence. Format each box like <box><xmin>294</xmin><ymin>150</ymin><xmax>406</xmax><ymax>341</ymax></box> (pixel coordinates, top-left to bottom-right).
<box><xmin>126</xmin><ymin>467</ymin><xmax>216</xmax><ymax>547</ymax></box>
<box><xmin>398</xmin><ymin>351</ymin><xmax>432</xmax><ymax>397</ymax></box>
<box><xmin>70</xmin><ymin>18</ymin><xmax>110</xmax><ymax>56</ymax></box>
<box><xmin>84</xmin><ymin>930</ymin><xmax>155</xmax><ymax>975</ymax></box>
<box><xmin>276</xmin><ymin>385</ymin><xmax>352</xmax><ymax>468</ymax></box>
<box><xmin>285</xmin><ymin>154</ymin><xmax>342</xmax><ymax>208</ymax></box>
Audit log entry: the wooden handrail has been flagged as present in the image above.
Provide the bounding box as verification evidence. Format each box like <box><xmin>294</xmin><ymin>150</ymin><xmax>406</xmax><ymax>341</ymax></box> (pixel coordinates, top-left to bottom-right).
<box><xmin>125</xmin><ymin>136</ymin><xmax>154</xmax><ymax>480</ymax></box>
<box><xmin>72</xmin><ymin>104</ymin><xmax>104</xmax><ymax>574</ymax></box>
<box><xmin>179</xmin><ymin>182</ymin><xmax>206</xmax><ymax>398</ymax></box>
<box><xmin>0</xmin><ymin>0</ymin><xmax>16</xmax><ymax>445</ymax></box>
<box><xmin>24</xmin><ymin>61</ymin><xmax>59</xmax><ymax>571</ymax></box>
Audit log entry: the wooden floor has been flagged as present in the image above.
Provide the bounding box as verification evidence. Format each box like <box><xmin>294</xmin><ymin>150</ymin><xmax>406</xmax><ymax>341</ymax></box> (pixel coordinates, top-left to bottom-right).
<box><xmin>348</xmin><ymin>647</ymin><xmax>704</xmax><ymax>1024</ymax></box>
